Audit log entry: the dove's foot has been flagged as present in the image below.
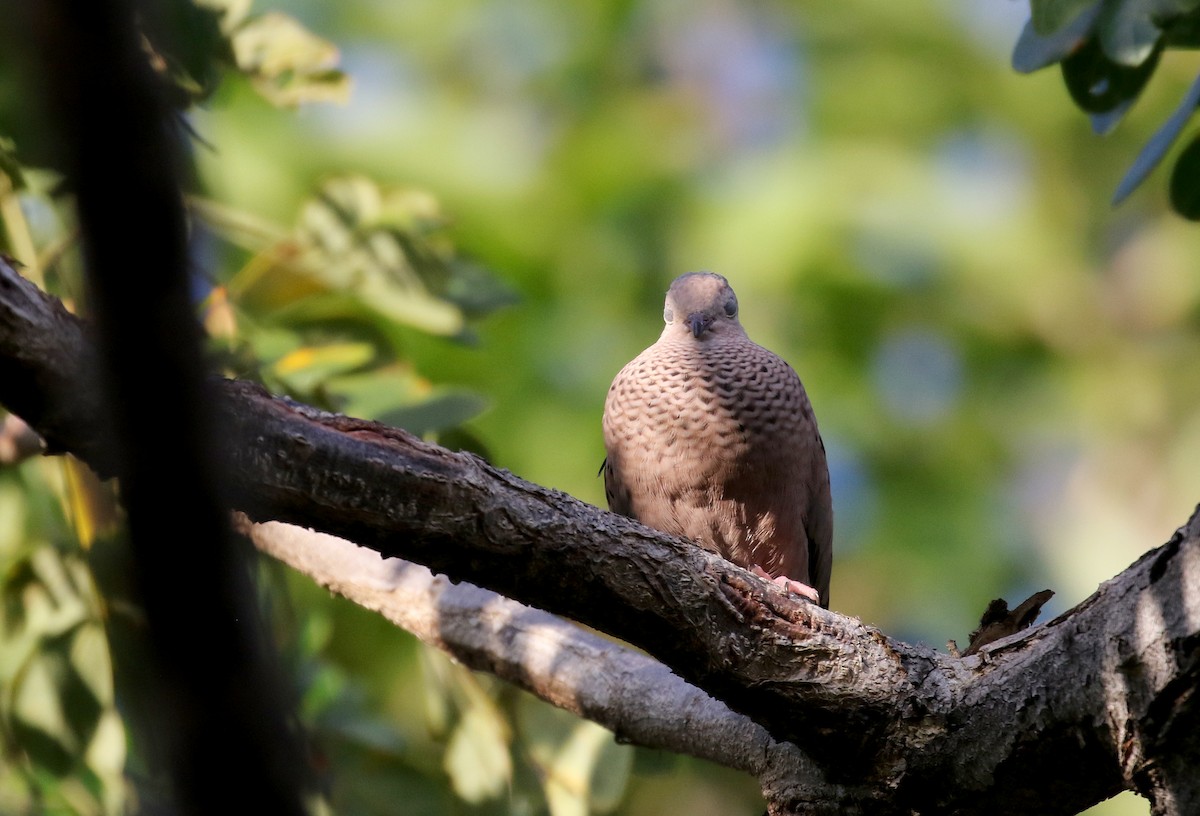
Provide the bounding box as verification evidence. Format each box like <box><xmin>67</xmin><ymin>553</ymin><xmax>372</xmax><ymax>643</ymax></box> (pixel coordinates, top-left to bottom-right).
<box><xmin>751</xmin><ymin>565</ymin><xmax>821</xmax><ymax>604</ymax></box>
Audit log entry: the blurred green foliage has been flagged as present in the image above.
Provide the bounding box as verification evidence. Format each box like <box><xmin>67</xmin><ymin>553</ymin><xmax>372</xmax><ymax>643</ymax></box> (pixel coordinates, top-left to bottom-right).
<box><xmin>3</xmin><ymin>0</ymin><xmax>1200</xmax><ymax>813</ymax></box>
<box><xmin>1013</xmin><ymin>0</ymin><xmax>1200</xmax><ymax>216</ymax></box>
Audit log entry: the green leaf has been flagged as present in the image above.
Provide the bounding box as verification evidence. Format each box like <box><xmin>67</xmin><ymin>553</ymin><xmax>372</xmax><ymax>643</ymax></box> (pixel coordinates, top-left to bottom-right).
<box><xmin>444</xmin><ymin>260</ymin><xmax>522</xmax><ymax>318</ymax></box>
<box><xmin>321</xmin><ymin>366</ymin><xmax>489</xmax><ymax>431</ymax></box>
<box><xmin>297</xmin><ymin>177</ymin><xmax>466</xmax><ymax>336</ymax></box>
<box><xmin>376</xmin><ymin>391</ymin><xmax>489</xmax><ymax>436</ymax></box>
<box><xmin>319</xmin><ymin>711</ymin><xmax>408</xmax><ymax>757</ymax></box>
<box><xmin>1113</xmin><ymin>71</ymin><xmax>1200</xmax><ymax>204</ymax></box>
<box><xmin>84</xmin><ymin>709</ymin><xmax>127</xmax><ymax>787</ymax></box>
<box><xmin>1060</xmin><ymin>35</ymin><xmax>1160</xmax><ymax>119</ymax></box>
<box><xmin>569</xmin><ymin>724</ymin><xmax>632</xmax><ymax>814</ymax></box>
<box><xmin>0</xmin><ymin>136</ymin><xmax>26</xmax><ymax>188</ymax></box>
<box><xmin>215</xmin><ymin>176</ymin><xmax>511</xmax><ymax>339</ymax></box>
<box><xmin>232</xmin><ymin>250</ymin><xmax>329</xmax><ymax>312</ymax></box>
<box><xmin>69</xmin><ymin>622</ymin><xmax>114</xmax><ymax>706</ymax></box>
<box><xmin>196</xmin><ymin>0</ymin><xmax>254</xmax><ymax>33</ymax></box>
<box><xmin>1157</xmin><ymin>0</ymin><xmax>1200</xmax><ymax>14</ymax></box>
<box><xmin>1012</xmin><ymin>6</ymin><xmax>1101</xmax><ymax>73</ymax></box>
<box><xmin>268</xmin><ymin>341</ymin><xmax>377</xmax><ymax>393</ymax></box>
<box><xmin>517</xmin><ymin>697</ymin><xmax>632</xmax><ymax>816</ymax></box>
<box><xmin>1169</xmin><ymin>132</ymin><xmax>1200</xmax><ymax>218</ymax></box>
<box><xmin>353</xmin><ymin>276</ymin><xmax>465</xmax><ymax>336</ymax></box>
<box><xmin>1097</xmin><ymin>0</ymin><xmax>1163</xmax><ymax>66</ymax></box>
<box><xmin>1164</xmin><ymin>7</ymin><xmax>1200</xmax><ymax>46</ymax></box>
<box><xmin>2</xmin><ymin>554</ymin><xmax>37</xmax><ymax>630</ymax></box>
<box><xmin>443</xmin><ymin>705</ymin><xmax>512</xmax><ymax>804</ymax></box>
<box><xmin>243</xmin><ymin>325</ymin><xmax>304</xmax><ymax>366</ymax></box>
<box><xmin>418</xmin><ymin>649</ymin><xmax>454</xmax><ymax>737</ymax></box>
<box><xmin>230</xmin><ymin>12</ymin><xmax>352</xmax><ymax>107</ymax></box>
<box><xmin>1088</xmin><ymin>96</ymin><xmax>1138</xmax><ymax>135</ymax></box>
<box><xmin>11</xmin><ymin>625</ymin><xmax>105</xmax><ymax>774</ymax></box>
<box><xmin>1031</xmin><ymin>0</ymin><xmax>1100</xmax><ymax>34</ymax></box>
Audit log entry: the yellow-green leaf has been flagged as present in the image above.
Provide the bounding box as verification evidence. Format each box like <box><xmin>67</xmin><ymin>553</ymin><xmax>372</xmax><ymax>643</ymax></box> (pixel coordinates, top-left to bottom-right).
<box><xmin>269</xmin><ymin>341</ymin><xmax>376</xmax><ymax>392</ymax></box>
<box><xmin>231</xmin><ymin>12</ymin><xmax>352</xmax><ymax>107</ymax></box>
<box><xmin>443</xmin><ymin>705</ymin><xmax>512</xmax><ymax>803</ymax></box>
<box><xmin>518</xmin><ymin>696</ymin><xmax>632</xmax><ymax>815</ymax></box>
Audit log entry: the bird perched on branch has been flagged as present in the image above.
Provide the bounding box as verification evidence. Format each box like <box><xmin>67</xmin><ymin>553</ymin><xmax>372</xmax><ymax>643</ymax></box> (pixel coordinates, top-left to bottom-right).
<box><xmin>602</xmin><ymin>271</ymin><xmax>832</xmax><ymax>607</ymax></box>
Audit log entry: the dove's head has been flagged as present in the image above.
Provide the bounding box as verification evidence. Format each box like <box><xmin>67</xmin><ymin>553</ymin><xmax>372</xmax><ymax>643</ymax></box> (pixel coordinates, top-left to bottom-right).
<box><xmin>662</xmin><ymin>271</ymin><xmax>743</xmax><ymax>340</ymax></box>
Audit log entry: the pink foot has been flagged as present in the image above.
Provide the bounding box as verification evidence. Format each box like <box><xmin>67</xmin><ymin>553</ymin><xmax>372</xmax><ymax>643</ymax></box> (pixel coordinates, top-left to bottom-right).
<box><xmin>751</xmin><ymin>565</ymin><xmax>820</xmax><ymax>604</ymax></box>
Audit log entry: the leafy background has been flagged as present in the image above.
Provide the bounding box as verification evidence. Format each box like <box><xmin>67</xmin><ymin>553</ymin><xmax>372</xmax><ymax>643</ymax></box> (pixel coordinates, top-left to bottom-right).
<box><xmin>3</xmin><ymin>0</ymin><xmax>1200</xmax><ymax>814</ymax></box>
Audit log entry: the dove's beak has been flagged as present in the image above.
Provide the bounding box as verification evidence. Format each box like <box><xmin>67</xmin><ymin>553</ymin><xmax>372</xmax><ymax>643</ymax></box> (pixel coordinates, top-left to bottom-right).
<box><xmin>687</xmin><ymin>313</ymin><xmax>713</xmax><ymax>338</ymax></box>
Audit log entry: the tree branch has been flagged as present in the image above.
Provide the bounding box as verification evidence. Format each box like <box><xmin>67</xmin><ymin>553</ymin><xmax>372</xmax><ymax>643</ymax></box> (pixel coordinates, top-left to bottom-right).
<box><xmin>1</xmin><ymin>256</ymin><xmax>1197</xmax><ymax>815</ymax></box>
<box><xmin>235</xmin><ymin>516</ymin><xmax>876</xmax><ymax>811</ymax></box>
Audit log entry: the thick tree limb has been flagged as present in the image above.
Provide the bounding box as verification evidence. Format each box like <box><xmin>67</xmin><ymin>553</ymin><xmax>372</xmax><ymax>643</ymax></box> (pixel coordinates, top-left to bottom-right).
<box><xmin>1</xmin><ymin>257</ymin><xmax>1197</xmax><ymax>815</ymax></box>
<box><xmin>236</xmin><ymin>517</ymin><xmax>876</xmax><ymax>811</ymax></box>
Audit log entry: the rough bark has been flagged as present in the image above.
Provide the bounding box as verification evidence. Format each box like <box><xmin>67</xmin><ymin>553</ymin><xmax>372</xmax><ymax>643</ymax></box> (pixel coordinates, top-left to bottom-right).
<box><xmin>237</xmin><ymin>517</ymin><xmax>868</xmax><ymax>811</ymax></box>
<box><xmin>1</xmin><ymin>256</ymin><xmax>1197</xmax><ymax>815</ymax></box>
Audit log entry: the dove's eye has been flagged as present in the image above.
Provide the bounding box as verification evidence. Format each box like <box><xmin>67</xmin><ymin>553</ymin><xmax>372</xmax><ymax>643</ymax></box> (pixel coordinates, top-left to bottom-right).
<box><xmin>724</xmin><ymin>299</ymin><xmax>737</xmax><ymax>317</ymax></box>
<box><xmin>663</xmin><ymin>307</ymin><xmax>674</xmax><ymax>323</ymax></box>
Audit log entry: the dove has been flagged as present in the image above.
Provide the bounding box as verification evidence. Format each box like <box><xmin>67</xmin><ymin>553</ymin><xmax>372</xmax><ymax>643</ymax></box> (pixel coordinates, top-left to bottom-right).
<box><xmin>601</xmin><ymin>271</ymin><xmax>832</xmax><ymax>606</ymax></box>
